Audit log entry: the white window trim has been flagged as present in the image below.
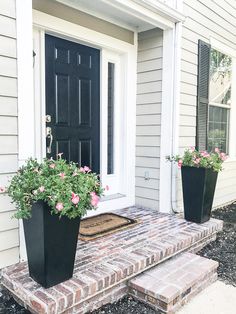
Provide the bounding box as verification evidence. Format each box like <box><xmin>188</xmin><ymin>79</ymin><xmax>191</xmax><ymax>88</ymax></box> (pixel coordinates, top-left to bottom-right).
<box><xmin>210</xmin><ymin>37</ymin><xmax>236</xmax><ymax>160</ymax></box>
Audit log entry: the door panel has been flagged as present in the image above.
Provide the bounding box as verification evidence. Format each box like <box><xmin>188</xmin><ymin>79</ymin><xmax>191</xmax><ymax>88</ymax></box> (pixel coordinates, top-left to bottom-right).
<box><xmin>45</xmin><ymin>34</ymin><xmax>100</xmax><ymax>173</ymax></box>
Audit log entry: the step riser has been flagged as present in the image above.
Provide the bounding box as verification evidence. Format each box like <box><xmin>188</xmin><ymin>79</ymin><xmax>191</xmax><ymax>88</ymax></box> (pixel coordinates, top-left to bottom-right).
<box><xmin>63</xmin><ymin>283</ymin><xmax>127</xmax><ymax>314</ymax></box>
<box><xmin>128</xmin><ymin>253</ymin><xmax>219</xmax><ymax>314</ymax></box>
<box><xmin>129</xmin><ymin>271</ymin><xmax>217</xmax><ymax>313</ymax></box>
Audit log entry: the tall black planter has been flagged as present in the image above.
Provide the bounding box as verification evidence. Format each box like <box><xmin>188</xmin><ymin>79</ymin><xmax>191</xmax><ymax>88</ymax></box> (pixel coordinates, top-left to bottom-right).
<box><xmin>23</xmin><ymin>201</ymin><xmax>80</xmax><ymax>288</ymax></box>
<box><xmin>181</xmin><ymin>166</ymin><xmax>218</xmax><ymax>224</ymax></box>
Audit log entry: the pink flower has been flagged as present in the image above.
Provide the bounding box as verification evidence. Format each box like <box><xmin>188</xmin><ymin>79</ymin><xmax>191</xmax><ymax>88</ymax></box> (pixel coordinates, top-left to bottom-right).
<box><xmin>189</xmin><ymin>146</ymin><xmax>195</xmax><ymax>152</ymax></box>
<box><xmin>72</xmin><ymin>171</ymin><xmax>78</xmax><ymax>177</ymax></box>
<box><xmin>177</xmin><ymin>160</ymin><xmax>183</xmax><ymax>168</ymax></box>
<box><xmin>39</xmin><ymin>186</ymin><xmax>45</xmax><ymax>192</ymax></box>
<box><xmin>0</xmin><ymin>187</ymin><xmax>6</xmax><ymax>193</ymax></box>
<box><xmin>194</xmin><ymin>158</ymin><xmax>201</xmax><ymax>165</ymax></box>
<box><xmin>50</xmin><ymin>163</ymin><xmax>55</xmax><ymax>169</ymax></box>
<box><xmin>56</xmin><ymin>202</ymin><xmax>63</xmax><ymax>211</ymax></box>
<box><xmin>84</xmin><ymin>166</ymin><xmax>91</xmax><ymax>172</ymax></box>
<box><xmin>71</xmin><ymin>192</ymin><xmax>80</xmax><ymax>205</ymax></box>
<box><xmin>59</xmin><ymin>172</ymin><xmax>65</xmax><ymax>179</ymax></box>
<box><xmin>215</xmin><ymin>148</ymin><xmax>220</xmax><ymax>153</ymax></box>
<box><xmin>80</xmin><ymin>167</ymin><xmax>86</xmax><ymax>173</ymax></box>
<box><xmin>200</xmin><ymin>151</ymin><xmax>210</xmax><ymax>158</ymax></box>
<box><xmin>90</xmin><ymin>192</ymin><xmax>99</xmax><ymax>207</ymax></box>
<box><xmin>57</xmin><ymin>153</ymin><xmax>63</xmax><ymax>159</ymax></box>
<box><xmin>220</xmin><ymin>153</ymin><xmax>227</xmax><ymax>161</ymax></box>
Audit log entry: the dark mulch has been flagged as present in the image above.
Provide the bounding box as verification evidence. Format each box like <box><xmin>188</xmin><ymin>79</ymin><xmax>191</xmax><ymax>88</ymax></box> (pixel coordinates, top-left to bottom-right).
<box><xmin>0</xmin><ymin>203</ymin><xmax>235</xmax><ymax>314</ymax></box>
<box><xmin>197</xmin><ymin>202</ymin><xmax>236</xmax><ymax>287</ymax></box>
<box><xmin>0</xmin><ymin>289</ymin><xmax>30</xmax><ymax>314</ymax></box>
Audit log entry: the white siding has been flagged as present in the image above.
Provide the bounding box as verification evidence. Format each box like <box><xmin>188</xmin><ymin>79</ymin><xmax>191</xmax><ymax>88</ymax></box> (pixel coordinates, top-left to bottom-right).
<box><xmin>177</xmin><ymin>0</ymin><xmax>236</xmax><ymax>210</ymax></box>
<box><xmin>0</xmin><ymin>0</ymin><xmax>19</xmax><ymax>268</ymax></box>
<box><xmin>135</xmin><ymin>28</ymin><xmax>163</xmax><ymax>210</ymax></box>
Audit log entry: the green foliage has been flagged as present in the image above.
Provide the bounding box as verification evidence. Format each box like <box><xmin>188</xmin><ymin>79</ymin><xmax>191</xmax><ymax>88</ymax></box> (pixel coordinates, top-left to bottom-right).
<box><xmin>166</xmin><ymin>147</ymin><xmax>227</xmax><ymax>172</ymax></box>
<box><xmin>6</xmin><ymin>157</ymin><xmax>104</xmax><ymax>219</ymax></box>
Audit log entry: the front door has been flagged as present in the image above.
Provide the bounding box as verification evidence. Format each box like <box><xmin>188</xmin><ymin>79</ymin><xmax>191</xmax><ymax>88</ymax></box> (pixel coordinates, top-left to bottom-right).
<box><xmin>45</xmin><ymin>34</ymin><xmax>100</xmax><ymax>173</ymax></box>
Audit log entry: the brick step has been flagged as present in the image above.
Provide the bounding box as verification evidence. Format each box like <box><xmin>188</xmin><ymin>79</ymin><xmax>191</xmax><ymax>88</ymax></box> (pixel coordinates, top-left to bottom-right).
<box><xmin>1</xmin><ymin>209</ymin><xmax>223</xmax><ymax>314</ymax></box>
<box><xmin>128</xmin><ymin>252</ymin><xmax>218</xmax><ymax>314</ymax></box>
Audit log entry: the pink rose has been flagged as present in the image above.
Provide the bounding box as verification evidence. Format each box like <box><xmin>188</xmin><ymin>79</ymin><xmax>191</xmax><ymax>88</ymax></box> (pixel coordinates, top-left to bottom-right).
<box><xmin>56</xmin><ymin>203</ymin><xmax>63</xmax><ymax>211</ymax></box>
<box><xmin>59</xmin><ymin>173</ymin><xmax>65</xmax><ymax>179</ymax></box>
<box><xmin>177</xmin><ymin>160</ymin><xmax>183</xmax><ymax>168</ymax></box>
<box><xmin>0</xmin><ymin>187</ymin><xmax>6</xmax><ymax>193</ymax></box>
<box><xmin>39</xmin><ymin>186</ymin><xmax>45</xmax><ymax>192</ymax></box>
<box><xmin>215</xmin><ymin>148</ymin><xmax>220</xmax><ymax>153</ymax></box>
<box><xmin>189</xmin><ymin>146</ymin><xmax>195</xmax><ymax>152</ymax></box>
<box><xmin>50</xmin><ymin>163</ymin><xmax>55</xmax><ymax>169</ymax></box>
<box><xmin>80</xmin><ymin>167</ymin><xmax>86</xmax><ymax>173</ymax></box>
<box><xmin>71</xmin><ymin>192</ymin><xmax>80</xmax><ymax>205</ymax></box>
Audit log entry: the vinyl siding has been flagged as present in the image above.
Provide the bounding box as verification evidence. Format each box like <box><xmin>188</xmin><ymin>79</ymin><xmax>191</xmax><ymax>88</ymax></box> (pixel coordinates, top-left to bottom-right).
<box><xmin>135</xmin><ymin>28</ymin><xmax>163</xmax><ymax>210</ymax></box>
<box><xmin>0</xmin><ymin>0</ymin><xmax>19</xmax><ymax>268</ymax></box>
<box><xmin>177</xmin><ymin>0</ymin><xmax>236</xmax><ymax>210</ymax></box>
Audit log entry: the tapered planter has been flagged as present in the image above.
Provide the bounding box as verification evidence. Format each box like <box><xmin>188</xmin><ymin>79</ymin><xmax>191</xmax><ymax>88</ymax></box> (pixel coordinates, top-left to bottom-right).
<box><xmin>181</xmin><ymin>166</ymin><xmax>218</xmax><ymax>223</ymax></box>
<box><xmin>23</xmin><ymin>201</ymin><xmax>80</xmax><ymax>288</ymax></box>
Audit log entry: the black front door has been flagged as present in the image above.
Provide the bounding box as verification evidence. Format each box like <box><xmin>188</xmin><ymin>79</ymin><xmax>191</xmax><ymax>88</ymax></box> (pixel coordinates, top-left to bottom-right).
<box><xmin>45</xmin><ymin>34</ymin><xmax>100</xmax><ymax>173</ymax></box>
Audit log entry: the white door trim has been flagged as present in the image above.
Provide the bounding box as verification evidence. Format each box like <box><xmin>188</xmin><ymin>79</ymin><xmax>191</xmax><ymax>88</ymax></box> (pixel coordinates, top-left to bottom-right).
<box><xmin>18</xmin><ymin>9</ymin><xmax>137</xmax><ymax>260</ymax></box>
<box><xmin>32</xmin><ymin>9</ymin><xmax>137</xmax><ymax>211</ymax></box>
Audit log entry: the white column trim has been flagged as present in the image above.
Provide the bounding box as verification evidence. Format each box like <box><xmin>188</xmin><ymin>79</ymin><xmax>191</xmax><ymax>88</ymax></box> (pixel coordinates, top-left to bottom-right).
<box><xmin>16</xmin><ymin>0</ymin><xmax>34</xmax><ymax>261</ymax></box>
<box><xmin>159</xmin><ymin>22</ymin><xmax>182</xmax><ymax>213</ymax></box>
<box><xmin>159</xmin><ymin>28</ymin><xmax>175</xmax><ymax>213</ymax></box>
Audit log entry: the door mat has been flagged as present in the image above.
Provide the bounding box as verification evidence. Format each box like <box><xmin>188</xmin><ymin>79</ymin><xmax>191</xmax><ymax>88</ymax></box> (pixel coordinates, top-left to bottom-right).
<box><xmin>79</xmin><ymin>213</ymin><xmax>138</xmax><ymax>241</ymax></box>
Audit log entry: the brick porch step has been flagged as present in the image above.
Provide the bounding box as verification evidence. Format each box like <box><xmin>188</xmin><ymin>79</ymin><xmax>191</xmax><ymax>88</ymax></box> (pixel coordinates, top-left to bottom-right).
<box><xmin>1</xmin><ymin>208</ymin><xmax>223</xmax><ymax>314</ymax></box>
<box><xmin>128</xmin><ymin>252</ymin><xmax>218</xmax><ymax>314</ymax></box>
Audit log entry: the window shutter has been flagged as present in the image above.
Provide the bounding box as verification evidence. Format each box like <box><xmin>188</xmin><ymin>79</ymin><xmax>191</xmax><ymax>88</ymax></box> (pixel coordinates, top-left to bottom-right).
<box><xmin>196</xmin><ymin>40</ymin><xmax>211</xmax><ymax>151</ymax></box>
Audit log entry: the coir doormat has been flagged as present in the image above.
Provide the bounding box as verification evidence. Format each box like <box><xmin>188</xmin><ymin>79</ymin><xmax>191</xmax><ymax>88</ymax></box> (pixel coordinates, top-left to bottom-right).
<box><xmin>79</xmin><ymin>213</ymin><xmax>138</xmax><ymax>241</ymax></box>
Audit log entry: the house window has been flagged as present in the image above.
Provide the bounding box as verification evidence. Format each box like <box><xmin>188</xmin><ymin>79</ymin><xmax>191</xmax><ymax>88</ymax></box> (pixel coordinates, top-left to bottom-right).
<box><xmin>208</xmin><ymin>49</ymin><xmax>232</xmax><ymax>153</ymax></box>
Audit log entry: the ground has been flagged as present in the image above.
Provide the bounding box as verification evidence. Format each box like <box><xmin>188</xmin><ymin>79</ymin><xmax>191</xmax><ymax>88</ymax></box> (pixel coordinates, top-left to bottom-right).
<box><xmin>0</xmin><ymin>203</ymin><xmax>235</xmax><ymax>314</ymax></box>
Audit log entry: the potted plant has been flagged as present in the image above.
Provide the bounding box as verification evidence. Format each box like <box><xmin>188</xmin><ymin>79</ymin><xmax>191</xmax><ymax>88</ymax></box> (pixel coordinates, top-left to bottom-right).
<box><xmin>167</xmin><ymin>147</ymin><xmax>227</xmax><ymax>224</ymax></box>
<box><xmin>1</xmin><ymin>155</ymin><xmax>104</xmax><ymax>288</ymax></box>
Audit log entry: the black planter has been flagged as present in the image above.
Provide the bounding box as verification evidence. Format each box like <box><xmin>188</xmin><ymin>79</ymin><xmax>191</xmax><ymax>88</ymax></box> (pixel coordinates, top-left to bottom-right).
<box><xmin>23</xmin><ymin>201</ymin><xmax>80</xmax><ymax>288</ymax></box>
<box><xmin>181</xmin><ymin>166</ymin><xmax>218</xmax><ymax>224</ymax></box>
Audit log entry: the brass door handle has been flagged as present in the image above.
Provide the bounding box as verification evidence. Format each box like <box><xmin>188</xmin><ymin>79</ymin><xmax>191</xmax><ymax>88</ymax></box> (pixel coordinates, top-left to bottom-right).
<box><xmin>46</xmin><ymin>127</ymin><xmax>53</xmax><ymax>154</ymax></box>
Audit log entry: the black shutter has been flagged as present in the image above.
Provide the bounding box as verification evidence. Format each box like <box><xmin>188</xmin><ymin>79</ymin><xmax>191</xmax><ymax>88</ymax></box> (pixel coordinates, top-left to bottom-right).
<box><xmin>196</xmin><ymin>40</ymin><xmax>211</xmax><ymax>151</ymax></box>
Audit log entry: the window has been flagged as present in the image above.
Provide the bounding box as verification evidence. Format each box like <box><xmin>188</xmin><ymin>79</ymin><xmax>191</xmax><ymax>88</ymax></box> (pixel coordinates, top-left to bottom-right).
<box><xmin>208</xmin><ymin>49</ymin><xmax>232</xmax><ymax>153</ymax></box>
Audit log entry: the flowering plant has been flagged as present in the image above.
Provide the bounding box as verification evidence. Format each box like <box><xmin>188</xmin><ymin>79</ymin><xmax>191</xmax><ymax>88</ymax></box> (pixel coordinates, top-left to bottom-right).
<box><xmin>167</xmin><ymin>147</ymin><xmax>227</xmax><ymax>172</ymax></box>
<box><xmin>2</xmin><ymin>155</ymin><xmax>105</xmax><ymax>219</ymax></box>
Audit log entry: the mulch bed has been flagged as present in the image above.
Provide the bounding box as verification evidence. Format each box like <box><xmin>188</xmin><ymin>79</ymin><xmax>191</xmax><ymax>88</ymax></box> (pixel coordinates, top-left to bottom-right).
<box><xmin>197</xmin><ymin>203</ymin><xmax>236</xmax><ymax>287</ymax></box>
<box><xmin>0</xmin><ymin>203</ymin><xmax>235</xmax><ymax>314</ymax></box>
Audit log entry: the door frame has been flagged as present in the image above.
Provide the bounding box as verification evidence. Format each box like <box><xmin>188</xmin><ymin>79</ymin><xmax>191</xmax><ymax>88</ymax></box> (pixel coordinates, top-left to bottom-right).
<box><xmin>32</xmin><ymin>9</ymin><xmax>137</xmax><ymax>215</ymax></box>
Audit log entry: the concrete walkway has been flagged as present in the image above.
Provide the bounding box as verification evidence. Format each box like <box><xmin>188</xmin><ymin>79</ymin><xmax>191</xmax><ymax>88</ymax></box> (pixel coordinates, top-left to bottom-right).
<box><xmin>178</xmin><ymin>280</ymin><xmax>236</xmax><ymax>314</ymax></box>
